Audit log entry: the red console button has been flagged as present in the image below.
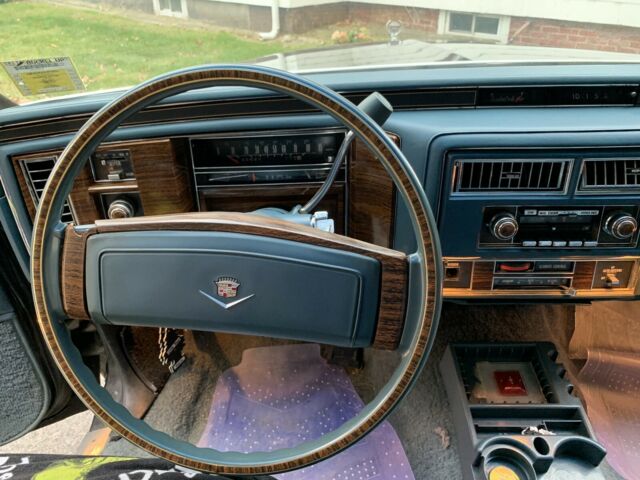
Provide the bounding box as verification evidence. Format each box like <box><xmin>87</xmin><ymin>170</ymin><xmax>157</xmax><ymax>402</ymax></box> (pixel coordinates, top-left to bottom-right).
<box><xmin>494</xmin><ymin>370</ymin><xmax>528</xmax><ymax>396</ymax></box>
<box><xmin>497</xmin><ymin>262</ymin><xmax>532</xmax><ymax>272</ymax></box>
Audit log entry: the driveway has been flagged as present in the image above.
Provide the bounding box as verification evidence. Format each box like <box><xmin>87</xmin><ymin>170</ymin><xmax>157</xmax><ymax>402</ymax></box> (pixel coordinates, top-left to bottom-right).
<box><xmin>0</xmin><ymin>411</ymin><xmax>93</xmax><ymax>455</ymax></box>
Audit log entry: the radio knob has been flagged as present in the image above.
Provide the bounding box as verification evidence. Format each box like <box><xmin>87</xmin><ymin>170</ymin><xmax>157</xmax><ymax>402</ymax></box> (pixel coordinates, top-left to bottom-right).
<box><xmin>107</xmin><ymin>199</ymin><xmax>134</xmax><ymax>219</ymax></box>
<box><xmin>490</xmin><ymin>213</ymin><xmax>519</xmax><ymax>241</ymax></box>
<box><xmin>605</xmin><ymin>213</ymin><xmax>638</xmax><ymax>239</ymax></box>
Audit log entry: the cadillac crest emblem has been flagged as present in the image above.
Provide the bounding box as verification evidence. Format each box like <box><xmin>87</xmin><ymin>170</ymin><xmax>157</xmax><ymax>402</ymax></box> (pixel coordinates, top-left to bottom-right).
<box><xmin>215</xmin><ymin>277</ymin><xmax>240</xmax><ymax>298</ymax></box>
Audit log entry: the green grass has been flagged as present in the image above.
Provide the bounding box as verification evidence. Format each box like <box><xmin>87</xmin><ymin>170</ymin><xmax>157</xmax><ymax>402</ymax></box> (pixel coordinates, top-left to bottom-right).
<box><xmin>0</xmin><ymin>1</ymin><xmax>316</xmax><ymax>102</ymax></box>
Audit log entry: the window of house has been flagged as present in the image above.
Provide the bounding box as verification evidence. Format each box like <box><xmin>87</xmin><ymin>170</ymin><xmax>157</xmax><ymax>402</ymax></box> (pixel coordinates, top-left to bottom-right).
<box><xmin>439</xmin><ymin>11</ymin><xmax>509</xmax><ymax>42</ymax></box>
<box><xmin>153</xmin><ymin>0</ymin><xmax>188</xmax><ymax>18</ymax></box>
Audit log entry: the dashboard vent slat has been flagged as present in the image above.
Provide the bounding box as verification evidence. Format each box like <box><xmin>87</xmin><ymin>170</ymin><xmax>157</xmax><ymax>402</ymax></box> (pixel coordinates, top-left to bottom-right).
<box><xmin>579</xmin><ymin>158</ymin><xmax>640</xmax><ymax>192</ymax></box>
<box><xmin>453</xmin><ymin>158</ymin><xmax>571</xmax><ymax>194</ymax></box>
<box><xmin>20</xmin><ymin>156</ymin><xmax>74</xmax><ymax>223</ymax></box>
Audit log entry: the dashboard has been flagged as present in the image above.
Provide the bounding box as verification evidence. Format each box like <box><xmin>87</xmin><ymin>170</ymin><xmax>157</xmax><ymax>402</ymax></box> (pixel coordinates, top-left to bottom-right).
<box><xmin>3</xmin><ymin>63</ymin><xmax>640</xmax><ymax>302</ymax></box>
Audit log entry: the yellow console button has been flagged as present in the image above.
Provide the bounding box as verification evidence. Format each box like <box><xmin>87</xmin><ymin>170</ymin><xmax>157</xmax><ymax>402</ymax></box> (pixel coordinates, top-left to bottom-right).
<box><xmin>488</xmin><ymin>465</ymin><xmax>521</xmax><ymax>480</ymax></box>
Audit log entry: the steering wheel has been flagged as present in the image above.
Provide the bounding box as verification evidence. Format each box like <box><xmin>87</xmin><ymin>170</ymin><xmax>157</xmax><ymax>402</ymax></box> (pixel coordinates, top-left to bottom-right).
<box><xmin>31</xmin><ymin>65</ymin><xmax>442</xmax><ymax>475</ymax></box>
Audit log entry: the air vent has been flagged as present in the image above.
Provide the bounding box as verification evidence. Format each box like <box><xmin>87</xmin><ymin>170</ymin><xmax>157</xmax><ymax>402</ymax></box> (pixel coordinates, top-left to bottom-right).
<box><xmin>453</xmin><ymin>159</ymin><xmax>571</xmax><ymax>194</ymax></box>
<box><xmin>579</xmin><ymin>158</ymin><xmax>640</xmax><ymax>192</ymax></box>
<box><xmin>20</xmin><ymin>156</ymin><xmax>74</xmax><ymax>223</ymax></box>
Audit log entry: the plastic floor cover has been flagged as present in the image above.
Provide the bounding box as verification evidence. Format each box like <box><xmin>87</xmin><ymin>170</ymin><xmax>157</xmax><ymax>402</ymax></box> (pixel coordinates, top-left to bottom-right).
<box><xmin>198</xmin><ymin>343</ymin><xmax>415</xmax><ymax>479</ymax></box>
<box><xmin>571</xmin><ymin>303</ymin><xmax>640</xmax><ymax>480</ymax></box>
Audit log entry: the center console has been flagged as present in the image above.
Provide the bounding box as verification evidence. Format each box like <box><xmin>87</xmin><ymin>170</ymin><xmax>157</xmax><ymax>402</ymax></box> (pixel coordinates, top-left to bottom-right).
<box><xmin>436</xmin><ymin>143</ymin><xmax>640</xmax><ymax>300</ymax></box>
<box><xmin>440</xmin><ymin>343</ymin><xmax>608</xmax><ymax>480</ymax></box>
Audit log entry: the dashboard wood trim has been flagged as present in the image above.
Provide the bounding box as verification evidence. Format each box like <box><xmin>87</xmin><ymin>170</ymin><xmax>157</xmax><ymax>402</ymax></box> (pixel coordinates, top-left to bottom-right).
<box><xmin>131</xmin><ymin>138</ymin><xmax>194</xmax><ymax>216</ymax></box>
<box><xmin>61</xmin><ymin>224</ymin><xmax>93</xmax><ymax>320</ymax></box>
<box><xmin>12</xmin><ymin>138</ymin><xmax>195</xmax><ymax>224</ymax></box>
<box><xmin>348</xmin><ymin>134</ymin><xmax>399</xmax><ymax>248</ymax></box>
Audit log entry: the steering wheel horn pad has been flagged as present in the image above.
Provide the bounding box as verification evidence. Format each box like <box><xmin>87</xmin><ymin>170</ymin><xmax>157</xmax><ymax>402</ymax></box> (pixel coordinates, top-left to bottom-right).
<box><xmin>31</xmin><ymin>65</ymin><xmax>442</xmax><ymax>474</ymax></box>
<box><xmin>82</xmin><ymin>213</ymin><xmax>403</xmax><ymax>348</ymax></box>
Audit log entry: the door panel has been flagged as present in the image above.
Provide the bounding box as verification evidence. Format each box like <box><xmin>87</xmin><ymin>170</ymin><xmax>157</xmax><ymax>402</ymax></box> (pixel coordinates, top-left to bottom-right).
<box><xmin>0</xmin><ymin>282</ymin><xmax>50</xmax><ymax>444</ymax></box>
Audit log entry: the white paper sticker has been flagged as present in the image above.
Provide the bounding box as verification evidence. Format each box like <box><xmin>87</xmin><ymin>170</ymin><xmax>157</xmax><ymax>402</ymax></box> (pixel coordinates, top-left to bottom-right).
<box><xmin>1</xmin><ymin>57</ymin><xmax>84</xmax><ymax>96</ymax></box>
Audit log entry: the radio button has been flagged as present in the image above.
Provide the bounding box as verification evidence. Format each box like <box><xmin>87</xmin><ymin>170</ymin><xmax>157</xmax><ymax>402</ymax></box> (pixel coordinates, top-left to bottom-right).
<box><xmin>538</xmin><ymin>240</ymin><xmax>552</xmax><ymax>247</ymax></box>
<box><xmin>522</xmin><ymin>240</ymin><xmax>537</xmax><ymax>247</ymax></box>
<box><xmin>568</xmin><ymin>241</ymin><xmax>583</xmax><ymax>247</ymax></box>
<box><xmin>552</xmin><ymin>241</ymin><xmax>567</xmax><ymax>247</ymax></box>
<box><xmin>584</xmin><ymin>241</ymin><xmax>598</xmax><ymax>247</ymax></box>
<box><xmin>534</xmin><ymin>261</ymin><xmax>574</xmax><ymax>273</ymax></box>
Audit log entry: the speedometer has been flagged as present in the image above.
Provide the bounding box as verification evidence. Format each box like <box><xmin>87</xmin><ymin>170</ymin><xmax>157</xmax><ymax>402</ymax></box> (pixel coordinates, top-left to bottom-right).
<box><xmin>190</xmin><ymin>131</ymin><xmax>344</xmax><ymax>169</ymax></box>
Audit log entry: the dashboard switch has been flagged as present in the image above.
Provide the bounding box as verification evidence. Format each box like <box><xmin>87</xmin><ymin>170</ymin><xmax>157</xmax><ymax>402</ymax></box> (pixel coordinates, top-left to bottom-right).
<box><xmin>522</xmin><ymin>240</ymin><xmax>537</xmax><ymax>247</ymax></box>
<box><xmin>593</xmin><ymin>261</ymin><xmax>634</xmax><ymax>289</ymax></box>
<box><xmin>552</xmin><ymin>241</ymin><xmax>567</xmax><ymax>247</ymax></box>
<box><xmin>538</xmin><ymin>240</ymin><xmax>552</xmax><ymax>247</ymax></box>
<box><xmin>568</xmin><ymin>241</ymin><xmax>583</xmax><ymax>247</ymax></box>
<box><xmin>605</xmin><ymin>273</ymin><xmax>621</xmax><ymax>288</ymax></box>
<box><xmin>497</xmin><ymin>262</ymin><xmax>532</xmax><ymax>273</ymax></box>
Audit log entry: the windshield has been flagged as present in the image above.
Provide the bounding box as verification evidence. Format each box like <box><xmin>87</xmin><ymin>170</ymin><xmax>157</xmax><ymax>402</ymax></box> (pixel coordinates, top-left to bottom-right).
<box><xmin>3</xmin><ymin>0</ymin><xmax>640</xmax><ymax>102</ymax></box>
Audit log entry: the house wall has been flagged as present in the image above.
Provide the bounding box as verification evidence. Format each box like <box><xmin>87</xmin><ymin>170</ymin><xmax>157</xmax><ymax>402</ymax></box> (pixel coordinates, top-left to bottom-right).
<box><xmin>348</xmin><ymin>3</ymin><xmax>439</xmax><ymax>31</ymax></box>
<box><xmin>509</xmin><ymin>16</ymin><xmax>640</xmax><ymax>54</ymax></box>
<box><xmin>186</xmin><ymin>0</ymin><xmax>269</xmax><ymax>31</ymax></box>
<box><xmin>92</xmin><ymin>0</ymin><xmax>640</xmax><ymax>54</ymax></box>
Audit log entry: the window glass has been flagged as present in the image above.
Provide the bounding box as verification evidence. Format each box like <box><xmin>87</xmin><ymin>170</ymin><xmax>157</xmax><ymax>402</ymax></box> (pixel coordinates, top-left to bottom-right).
<box><xmin>449</xmin><ymin>13</ymin><xmax>474</xmax><ymax>33</ymax></box>
<box><xmin>3</xmin><ymin>1</ymin><xmax>640</xmax><ymax>103</ymax></box>
<box><xmin>475</xmin><ymin>15</ymin><xmax>500</xmax><ymax>35</ymax></box>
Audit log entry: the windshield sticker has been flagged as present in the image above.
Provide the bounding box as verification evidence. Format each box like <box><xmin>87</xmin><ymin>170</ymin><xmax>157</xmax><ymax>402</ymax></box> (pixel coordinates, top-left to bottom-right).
<box><xmin>1</xmin><ymin>57</ymin><xmax>84</xmax><ymax>96</ymax></box>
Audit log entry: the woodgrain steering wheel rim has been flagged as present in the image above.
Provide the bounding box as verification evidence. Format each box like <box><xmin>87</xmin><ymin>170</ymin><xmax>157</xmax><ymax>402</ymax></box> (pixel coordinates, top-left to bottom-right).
<box><xmin>31</xmin><ymin>65</ymin><xmax>442</xmax><ymax>474</ymax></box>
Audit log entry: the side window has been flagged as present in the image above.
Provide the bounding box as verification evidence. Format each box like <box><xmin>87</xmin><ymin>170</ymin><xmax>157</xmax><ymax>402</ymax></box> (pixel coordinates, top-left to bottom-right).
<box><xmin>153</xmin><ymin>0</ymin><xmax>188</xmax><ymax>18</ymax></box>
<box><xmin>439</xmin><ymin>11</ymin><xmax>510</xmax><ymax>43</ymax></box>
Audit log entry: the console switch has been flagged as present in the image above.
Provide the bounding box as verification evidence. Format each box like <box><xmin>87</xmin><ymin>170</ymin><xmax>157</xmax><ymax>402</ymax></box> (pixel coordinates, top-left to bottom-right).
<box><xmin>605</xmin><ymin>273</ymin><xmax>620</xmax><ymax>288</ymax></box>
<box><xmin>592</xmin><ymin>261</ymin><xmax>635</xmax><ymax>289</ymax></box>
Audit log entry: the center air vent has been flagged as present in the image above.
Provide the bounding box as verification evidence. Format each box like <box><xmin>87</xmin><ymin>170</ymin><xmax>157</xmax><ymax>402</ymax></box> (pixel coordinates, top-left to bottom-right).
<box><xmin>452</xmin><ymin>158</ymin><xmax>571</xmax><ymax>194</ymax></box>
<box><xmin>579</xmin><ymin>158</ymin><xmax>640</xmax><ymax>192</ymax></box>
<box><xmin>20</xmin><ymin>156</ymin><xmax>74</xmax><ymax>223</ymax></box>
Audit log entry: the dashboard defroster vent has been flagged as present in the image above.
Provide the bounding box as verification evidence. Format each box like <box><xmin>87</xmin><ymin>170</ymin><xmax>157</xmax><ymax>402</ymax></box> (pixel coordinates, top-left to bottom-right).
<box><xmin>579</xmin><ymin>158</ymin><xmax>640</xmax><ymax>192</ymax></box>
<box><xmin>20</xmin><ymin>156</ymin><xmax>74</xmax><ymax>223</ymax></box>
<box><xmin>453</xmin><ymin>158</ymin><xmax>571</xmax><ymax>194</ymax></box>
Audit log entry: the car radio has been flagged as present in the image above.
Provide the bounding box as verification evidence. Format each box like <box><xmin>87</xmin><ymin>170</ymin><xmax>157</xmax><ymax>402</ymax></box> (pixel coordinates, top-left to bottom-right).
<box><xmin>479</xmin><ymin>205</ymin><xmax>640</xmax><ymax>248</ymax></box>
